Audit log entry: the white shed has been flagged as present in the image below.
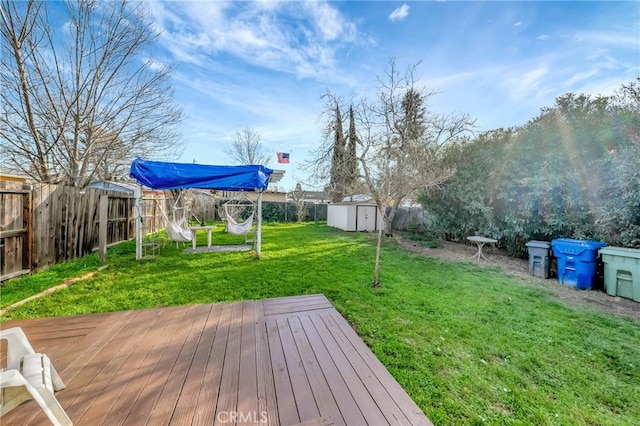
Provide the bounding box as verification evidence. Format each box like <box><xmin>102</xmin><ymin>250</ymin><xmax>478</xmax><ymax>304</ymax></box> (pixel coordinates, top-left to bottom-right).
<box><xmin>327</xmin><ymin>202</ymin><xmax>385</xmax><ymax>232</ymax></box>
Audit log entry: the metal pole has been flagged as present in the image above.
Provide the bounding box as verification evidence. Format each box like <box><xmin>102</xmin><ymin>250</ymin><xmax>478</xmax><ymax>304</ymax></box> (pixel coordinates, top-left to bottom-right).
<box><xmin>134</xmin><ymin>184</ymin><xmax>142</xmax><ymax>260</ymax></box>
<box><xmin>256</xmin><ymin>191</ymin><xmax>263</xmax><ymax>258</ymax></box>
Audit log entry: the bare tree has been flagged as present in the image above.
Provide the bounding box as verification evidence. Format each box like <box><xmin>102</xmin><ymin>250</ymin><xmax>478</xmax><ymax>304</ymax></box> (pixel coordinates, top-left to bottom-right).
<box><xmin>305</xmin><ymin>91</ymin><xmax>347</xmax><ymax>197</ymax></box>
<box><xmin>289</xmin><ymin>183</ymin><xmax>308</xmax><ymax>222</ymax></box>
<box><xmin>225</xmin><ymin>126</ymin><xmax>271</xmax><ymax>166</ymax></box>
<box><xmin>357</xmin><ymin>59</ymin><xmax>475</xmax><ymax>287</ymax></box>
<box><xmin>0</xmin><ymin>0</ymin><xmax>183</xmax><ymax>187</ymax></box>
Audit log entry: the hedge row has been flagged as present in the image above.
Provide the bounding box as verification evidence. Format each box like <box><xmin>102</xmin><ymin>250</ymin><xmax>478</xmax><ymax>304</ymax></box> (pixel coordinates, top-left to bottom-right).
<box><xmin>419</xmin><ymin>83</ymin><xmax>640</xmax><ymax>256</ymax></box>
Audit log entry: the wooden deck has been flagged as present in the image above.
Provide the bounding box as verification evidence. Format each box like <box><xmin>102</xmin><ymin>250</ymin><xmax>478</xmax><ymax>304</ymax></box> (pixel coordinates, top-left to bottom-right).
<box><xmin>1</xmin><ymin>294</ymin><xmax>431</xmax><ymax>425</ymax></box>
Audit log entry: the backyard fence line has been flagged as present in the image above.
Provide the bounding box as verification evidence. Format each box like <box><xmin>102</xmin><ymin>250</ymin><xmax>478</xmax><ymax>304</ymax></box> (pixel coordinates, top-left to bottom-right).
<box><xmin>390</xmin><ymin>207</ymin><xmax>430</xmax><ymax>232</ymax></box>
<box><xmin>259</xmin><ymin>201</ymin><xmax>328</xmax><ymax>223</ymax></box>
<box><xmin>1</xmin><ymin>181</ymin><xmax>168</xmax><ymax>282</ymax></box>
<box><xmin>1</xmin><ymin>183</ymin><xmax>331</xmax><ymax>283</ymax></box>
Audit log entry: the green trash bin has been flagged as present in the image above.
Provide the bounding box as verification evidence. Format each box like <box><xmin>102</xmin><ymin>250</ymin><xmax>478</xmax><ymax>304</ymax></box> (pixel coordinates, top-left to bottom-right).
<box><xmin>599</xmin><ymin>247</ymin><xmax>640</xmax><ymax>302</ymax></box>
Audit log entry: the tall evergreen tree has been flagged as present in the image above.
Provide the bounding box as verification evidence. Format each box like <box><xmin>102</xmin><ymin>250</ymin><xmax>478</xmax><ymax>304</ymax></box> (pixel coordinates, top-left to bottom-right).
<box><xmin>345</xmin><ymin>104</ymin><xmax>359</xmax><ymax>192</ymax></box>
<box><xmin>401</xmin><ymin>88</ymin><xmax>425</xmax><ymax>143</ymax></box>
<box><xmin>328</xmin><ymin>103</ymin><xmax>346</xmax><ymax>202</ymax></box>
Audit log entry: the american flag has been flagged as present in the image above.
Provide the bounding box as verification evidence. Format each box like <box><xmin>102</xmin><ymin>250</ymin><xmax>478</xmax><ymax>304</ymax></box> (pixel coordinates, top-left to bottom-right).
<box><xmin>277</xmin><ymin>152</ymin><xmax>290</xmax><ymax>164</ymax></box>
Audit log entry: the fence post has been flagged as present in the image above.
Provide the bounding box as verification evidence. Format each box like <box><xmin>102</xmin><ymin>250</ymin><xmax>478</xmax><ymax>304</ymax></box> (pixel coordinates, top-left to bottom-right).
<box><xmin>24</xmin><ymin>188</ymin><xmax>33</xmax><ymax>270</ymax></box>
<box><xmin>99</xmin><ymin>194</ymin><xmax>108</xmax><ymax>263</ymax></box>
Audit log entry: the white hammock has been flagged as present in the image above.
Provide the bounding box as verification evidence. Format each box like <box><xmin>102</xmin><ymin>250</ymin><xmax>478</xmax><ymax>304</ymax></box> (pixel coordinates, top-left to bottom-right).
<box><xmin>223</xmin><ymin>199</ymin><xmax>255</xmax><ymax>236</ymax></box>
<box><xmin>157</xmin><ymin>192</ymin><xmax>194</xmax><ymax>243</ymax></box>
<box><xmin>166</xmin><ymin>217</ymin><xmax>193</xmax><ymax>242</ymax></box>
<box><xmin>226</xmin><ymin>211</ymin><xmax>255</xmax><ymax>235</ymax></box>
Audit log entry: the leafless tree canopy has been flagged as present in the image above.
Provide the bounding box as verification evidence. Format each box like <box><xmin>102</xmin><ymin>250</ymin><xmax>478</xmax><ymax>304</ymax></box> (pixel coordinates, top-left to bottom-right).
<box><xmin>289</xmin><ymin>183</ymin><xmax>308</xmax><ymax>222</ymax></box>
<box><xmin>0</xmin><ymin>0</ymin><xmax>183</xmax><ymax>187</ymax></box>
<box><xmin>305</xmin><ymin>91</ymin><xmax>344</xmax><ymax>186</ymax></box>
<box><xmin>358</xmin><ymin>59</ymin><xmax>475</xmax><ymax>225</ymax></box>
<box><xmin>355</xmin><ymin>58</ymin><xmax>476</xmax><ymax>286</ymax></box>
<box><xmin>306</xmin><ymin>91</ymin><xmax>361</xmax><ymax>201</ymax></box>
<box><xmin>224</xmin><ymin>126</ymin><xmax>271</xmax><ymax>166</ymax></box>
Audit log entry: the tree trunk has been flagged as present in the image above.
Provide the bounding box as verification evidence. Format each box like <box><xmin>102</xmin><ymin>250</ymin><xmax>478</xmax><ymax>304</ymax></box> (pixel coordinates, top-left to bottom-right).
<box><xmin>373</xmin><ymin>218</ymin><xmax>383</xmax><ymax>288</ymax></box>
<box><xmin>384</xmin><ymin>196</ymin><xmax>404</xmax><ymax>235</ymax></box>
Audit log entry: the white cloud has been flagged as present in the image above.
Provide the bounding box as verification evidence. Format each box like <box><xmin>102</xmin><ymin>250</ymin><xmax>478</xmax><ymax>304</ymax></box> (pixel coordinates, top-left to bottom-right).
<box><xmin>564</xmin><ymin>69</ymin><xmax>601</xmax><ymax>87</ymax></box>
<box><xmin>574</xmin><ymin>30</ymin><xmax>640</xmax><ymax>49</ymax></box>
<box><xmin>144</xmin><ymin>57</ymin><xmax>169</xmax><ymax>72</ymax></box>
<box><xmin>389</xmin><ymin>4</ymin><xmax>410</xmax><ymax>22</ymax></box>
<box><xmin>144</xmin><ymin>0</ymin><xmax>639</xmax><ymax>184</ymax></box>
<box><xmin>303</xmin><ymin>1</ymin><xmax>356</xmax><ymax>41</ymax></box>
<box><xmin>149</xmin><ymin>0</ymin><xmax>362</xmax><ymax>82</ymax></box>
<box><xmin>503</xmin><ymin>66</ymin><xmax>550</xmax><ymax>101</ymax></box>
<box><xmin>574</xmin><ymin>75</ymin><xmax>636</xmax><ymax>98</ymax></box>
<box><xmin>418</xmin><ymin>70</ymin><xmax>481</xmax><ymax>91</ymax></box>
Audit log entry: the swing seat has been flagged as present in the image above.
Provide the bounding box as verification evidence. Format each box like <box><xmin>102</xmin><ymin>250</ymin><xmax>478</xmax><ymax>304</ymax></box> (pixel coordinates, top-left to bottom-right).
<box><xmin>166</xmin><ymin>217</ymin><xmax>193</xmax><ymax>242</ymax></box>
<box><xmin>223</xmin><ymin>199</ymin><xmax>255</xmax><ymax>236</ymax></box>
<box><xmin>225</xmin><ymin>212</ymin><xmax>255</xmax><ymax>236</ymax></box>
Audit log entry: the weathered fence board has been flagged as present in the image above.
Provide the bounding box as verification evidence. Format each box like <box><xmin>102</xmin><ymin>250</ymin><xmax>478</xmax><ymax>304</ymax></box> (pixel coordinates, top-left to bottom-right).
<box><xmin>1</xmin><ymin>182</ymin><xmax>169</xmax><ymax>282</ymax></box>
<box><xmin>0</xmin><ymin>185</ymin><xmax>30</xmax><ymax>281</ymax></box>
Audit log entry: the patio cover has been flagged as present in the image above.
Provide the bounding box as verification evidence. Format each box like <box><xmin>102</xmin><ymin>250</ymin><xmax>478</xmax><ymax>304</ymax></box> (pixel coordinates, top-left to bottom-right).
<box><xmin>129</xmin><ymin>158</ymin><xmax>273</xmax><ymax>191</ymax></box>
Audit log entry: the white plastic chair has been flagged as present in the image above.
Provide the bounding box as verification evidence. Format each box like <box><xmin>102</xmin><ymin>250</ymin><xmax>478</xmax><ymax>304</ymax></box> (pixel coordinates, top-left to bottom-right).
<box><xmin>1</xmin><ymin>327</ymin><xmax>72</xmax><ymax>426</ymax></box>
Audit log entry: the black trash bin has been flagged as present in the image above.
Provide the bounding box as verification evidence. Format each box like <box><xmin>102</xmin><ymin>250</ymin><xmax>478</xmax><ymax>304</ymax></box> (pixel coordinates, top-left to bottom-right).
<box><xmin>526</xmin><ymin>241</ymin><xmax>551</xmax><ymax>278</ymax></box>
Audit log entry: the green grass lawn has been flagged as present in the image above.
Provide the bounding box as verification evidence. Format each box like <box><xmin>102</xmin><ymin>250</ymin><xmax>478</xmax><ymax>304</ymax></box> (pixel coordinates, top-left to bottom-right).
<box><xmin>1</xmin><ymin>222</ymin><xmax>639</xmax><ymax>425</ymax></box>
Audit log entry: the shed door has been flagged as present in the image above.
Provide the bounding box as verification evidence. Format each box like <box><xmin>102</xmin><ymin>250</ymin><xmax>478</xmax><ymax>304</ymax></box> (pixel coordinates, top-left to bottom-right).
<box><xmin>356</xmin><ymin>205</ymin><xmax>377</xmax><ymax>231</ymax></box>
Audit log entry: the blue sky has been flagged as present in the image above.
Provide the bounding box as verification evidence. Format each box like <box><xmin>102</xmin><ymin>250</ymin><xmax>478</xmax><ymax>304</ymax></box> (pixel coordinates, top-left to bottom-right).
<box><xmin>147</xmin><ymin>1</ymin><xmax>639</xmax><ymax>189</ymax></box>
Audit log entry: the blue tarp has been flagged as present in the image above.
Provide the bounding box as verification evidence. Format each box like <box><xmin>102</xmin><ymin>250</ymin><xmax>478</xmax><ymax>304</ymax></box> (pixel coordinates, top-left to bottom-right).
<box><xmin>129</xmin><ymin>158</ymin><xmax>273</xmax><ymax>191</ymax></box>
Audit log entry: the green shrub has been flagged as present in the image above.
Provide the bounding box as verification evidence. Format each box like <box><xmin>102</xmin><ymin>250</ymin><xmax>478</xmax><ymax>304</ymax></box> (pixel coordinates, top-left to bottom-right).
<box><xmin>420</xmin><ymin>82</ymin><xmax>640</xmax><ymax>255</ymax></box>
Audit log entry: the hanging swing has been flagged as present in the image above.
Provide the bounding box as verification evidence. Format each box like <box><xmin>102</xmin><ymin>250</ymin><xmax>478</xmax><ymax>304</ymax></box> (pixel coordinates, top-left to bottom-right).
<box><xmin>222</xmin><ymin>199</ymin><xmax>255</xmax><ymax>236</ymax></box>
<box><xmin>159</xmin><ymin>191</ymin><xmax>193</xmax><ymax>243</ymax></box>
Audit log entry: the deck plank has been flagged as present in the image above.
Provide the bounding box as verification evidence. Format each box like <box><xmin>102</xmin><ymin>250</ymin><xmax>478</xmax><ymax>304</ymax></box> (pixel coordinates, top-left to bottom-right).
<box><xmin>152</xmin><ymin>305</ymin><xmax>222</xmax><ymax>425</ymax></box>
<box><xmin>237</xmin><ymin>301</ymin><xmax>259</xmax><ymax>426</ymax></box>
<box><xmin>146</xmin><ymin>303</ymin><xmax>212</xmax><ymax>426</ymax></box>
<box><xmin>16</xmin><ymin>310</ymin><xmax>144</xmax><ymax>425</ymax></box>
<box><xmin>277</xmin><ymin>317</ymin><xmax>321</xmax><ymax>423</ymax></box>
<box><xmin>70</xmin><ymin>308</ymin><xmax>163</xmax><ymax>425</ymax></box>
<box><xmin>320</xmin><ymin>312</ymin><xmax>413</xmax><ymax>426</ymax></box>
<box><xmin>213</xmin><ymin>301</ymin><xmax>244</xmax><ymax>426</ymax></box>
<box><xmin>190</xmin><ymin>301</ymin><xmax>233</xmax><ymax>425</ymax></box>
<box><xmin>254</xmin><ymin>300</ymin><xmax>279</xmax><ymax>426</ymax></box>
<box><xmin>298</xmin><ymin>314</ymin><xmax>367</xmax><ymax>425</ymax></box>
<box><xmin>1</xmin><ymin>294</ymin><xmax>430</xmax><ymax>426</ymax></box>
<box><xmin>288</xmin><ymin>315</ymin><xmax>345</xmax><ymax>426</ymax></box>
<box><xmin>266</xmin><ymin>317</ymin><xmax>300</xmax><ymax>426</ymax></box>
<box><xmin>116</xmin><ymin>305</ymin><xmax>199</xmax><ymax>424</ymax></box>
<box><xmin>308</xmin><ymin>312</ymin><xmax>390</xmax><ymax>425</ymax></box>
<box><xmin>101</xmin><ymin>305</ymin><xmax>190</xmax><ymax>425</ymax></box>
<box><xmin>324</xmin><ymin>312</ymin><xmax>431</xmax><ymax>425</ymax></box>
<box><xmin>85</xmin><ymin>307</ymin><xmax>184</xmax><ymax>425</ymax></box>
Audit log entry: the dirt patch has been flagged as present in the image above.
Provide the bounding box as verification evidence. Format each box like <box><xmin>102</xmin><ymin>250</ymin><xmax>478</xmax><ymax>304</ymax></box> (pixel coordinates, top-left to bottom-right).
<box><xmin>397</xmin><ymin>236</ymin><xmax>640</xmax><ymax>321</ymax></box>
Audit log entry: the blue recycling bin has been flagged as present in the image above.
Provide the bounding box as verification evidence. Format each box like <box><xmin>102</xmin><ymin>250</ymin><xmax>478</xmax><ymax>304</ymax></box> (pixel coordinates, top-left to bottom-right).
<box><xmin>551</xmin><ymin>238</ymin><xmax>607</xmax><ymax>290</ymax></box>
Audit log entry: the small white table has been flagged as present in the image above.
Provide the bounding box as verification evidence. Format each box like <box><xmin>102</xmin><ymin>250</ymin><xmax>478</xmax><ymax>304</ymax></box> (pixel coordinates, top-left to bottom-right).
<box><xmin>467</xmin><ymin>236</ymin><xmax>498</xmax><ymax>262</ymax></box>
<box><xmin>189</xmin><ymin>225</ymin><xmax>216</xmax><ymax>250</ymax></box>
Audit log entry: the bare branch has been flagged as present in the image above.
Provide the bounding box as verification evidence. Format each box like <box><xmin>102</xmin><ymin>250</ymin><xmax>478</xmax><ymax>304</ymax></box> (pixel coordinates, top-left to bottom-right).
<box><xmin>224</xmin><ymin>126</ymin><xmax>271</xmax><ymax>166</ymax></box>
<box><xmin>0</xmin><ymin>0</ymin><xmax>183</xmax><ymax>186</ymax></box>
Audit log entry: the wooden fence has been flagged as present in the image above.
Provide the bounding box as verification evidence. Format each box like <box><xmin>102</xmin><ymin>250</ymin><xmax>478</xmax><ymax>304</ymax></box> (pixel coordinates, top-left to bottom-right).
<box><xmin>1</xmin><ymin>182</ymin><xmax>168</xmax><ymax>282</ymax></box>
<box><xmin>0</xmin><ymin>182</ymin><xmax>31</xmax><ymax>281</ymax></box>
